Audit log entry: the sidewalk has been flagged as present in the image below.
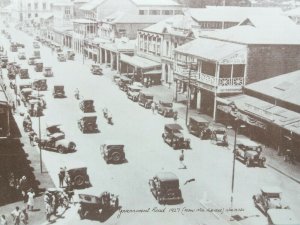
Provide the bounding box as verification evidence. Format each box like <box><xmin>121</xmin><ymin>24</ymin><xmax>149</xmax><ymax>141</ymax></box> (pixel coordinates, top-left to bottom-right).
<box><xmin>146</xmin><ymin>84</ymin><xmax>300</xmax><ymax>184</ymax></box>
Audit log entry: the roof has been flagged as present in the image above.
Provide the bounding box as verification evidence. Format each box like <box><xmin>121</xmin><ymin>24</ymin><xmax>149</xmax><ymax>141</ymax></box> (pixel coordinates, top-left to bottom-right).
<box><xmin>101</xmin><ymin>38</ymin><xmax>136</xmax><ymax>52</ymax></box>
<box><xmin>190</xmin><ymin>116</ymin><xmax>209</xmax><ymax>123</ymax></box>
<box><xmin>130</xmin><ymin>0</ymin><xmax>180</xmax><ymax>6</ymax></box>
<box><xmin>79</xmin><ymin>0</ymin><xmax>106</xmax><ymax>11</ymax></box>
<box><xmin>165</xmin><ymin>124</ymin><xmax>183</xmax><ymax>130</ymax></box>
<box><xmin>261</xmin><ymin>186</ymin><xmax>282</xmax><ymax>193</ymax></box>
<box><xmin>236</xmin><ymin>138</ymin><xmax>259</xmax><ymax>147</ymax></box>
<box><xmin>175</xmin><ymin>37</ymin><xmax>246</xmax><ymax>62</ymax></box>
<box><xmin>120</xmin><ymin>54</ymin><xmax>160</xmax><ymax>69</ymax></box>
<box><xmin>245</xmin><ymin>70</ymin><xmax>300</xmax><ymax>107</ymax></box>
<box><xmin>155</xmin><ymin>172</ymin><xmax>178</xmax><ymax>181</ymax></box>
<box><xmin>103</xmin><ymin>140</ymin><xmax>124</xmax><ymax>146</ymax></box>
<box><xmin>267</xmin><ymin>209</ymin><xmax>300</xmax><ymax>225</ymax></box>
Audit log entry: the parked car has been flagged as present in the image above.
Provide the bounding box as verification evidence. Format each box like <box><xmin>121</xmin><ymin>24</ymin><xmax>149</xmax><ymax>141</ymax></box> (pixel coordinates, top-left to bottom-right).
<box><xmin>16</xmin><ymin>42</ymin><xmax>25</xmax><ymax>48</ymax></box>
<box><xmin>188</xmin><ymin>116</ymin><xmax>212</xmax><ymax>139</ymax></box>
<box><xmin>149</xmin><ymin>172</ymin><xmax>183</xmax><ymax>204</ymax></box>
<box><xmin>162</xmin><ymin>124</ymin><xmax>190</xmax><ymax>150</ymax></box>
<box><xmin>18</xmin><ymin>52</ymin><xmax>26</xmax><ymax>60</ymax></box>
<box><xmin>57</xmin><ymin>53</ymin><xmax>66</xmax><ymax>62</ymax></box>
<box><xmin>210</xmin><ymin>125</ymin><xmax>228</xmax><ymax>146</ymax></box>
<box><xmin>127</xmin><ymin>85</ymin><xmax>142</xmax><ymax>102</ymax></box>
<box><xmin>28</xmin><ymin>57</ymin><xmax>36</xmax><ymax>65</ymax></box>
<box><xmin>138</xmin><ymin>91</ymin><xmax>153</xmax><ymax>108</ymax></box>
<box><xmin>66</xmin><ymin>167</ymin><xmax>90</xmax><ymax>189</ymax></box>
<box><xmin>235</xmin><ymin>138</ymin><xmax>266</xmax><ymax>167</ymax></box>
<box><xmin>267</xmin><ymin>209</ymin><xmax>299</xmax><ymax>225</ymax></box>
<box><xmin>46</xmin><ymin>124</ymin><xmax>65</xmax><ymax>139</ymax></box>
<box><xmin>0</xmin><ymin>56</ymin><xmax>8</xmax><ymax>68</ymax></box>
<box><xmin>19</xmin><ymin>68</ymin><xmax>29</xmax><ymax>79</ymax></box>
<box><xmin>67</xmin><ymin>50</ymin><xmax>75</xmax><ymax>60</ymax></box>
<box><xmin>34</xmin><ymin>61</ymin><xmax>43</xmax><ymax>72</ymax></box>
<box><xmin>118</xmin><ymin>76</ymin><xmax>132</xmax><ymax>91</ymax></box>
<box><xmin>100</xmin><ymin>141</ymin><xmax>125</xmax><ymax>164</ymax></box>
<box><xmin>27</xmin><ymin>99</ymin><xmax>43</xmax><ymax>117</ymax></box>
<box><xmin>78</xmin><ymin>115</ymin><xmax>98</xmax><ymax>133</ymax></box>
<box><xmin>10</xmin><ymin>43</ymin><xmax>18</xmax><ymax>52</ymax></box>
<box><xmin>32</xmin><ymin>78</ymin><xmax>47</xmax><ymax>91</ymax></box>
<box><xmin>34</xmin><ymin>50</ymin><xmax>40</xmax><ymax>59</ymax></box>
<box><xmin>90</xmin><ymin>64</ymin><xmax>102</xmax><ymax>75</ymax></box>
<box><xmin>253</xmin><ymin>186</ymin><xmax>289</xmax><ymax>214</ymax></box>
<box><xmin>80</xmin><ymin>100</ymin><xmax>95</xmax><ymax>113</ymax></box>
<box><xmin>33</xmin><ymin>41</ymin><xmax>40</xmax><ymax>48</ymax></box>
<box><xmin>157</xmin><ymin>100</ymin><xmax>174</xmax><ymax>117</ymax></box>
<box><xmin>43</xmin><ymin>67</ymin><xmax>53</xmax><ymax>77</ymax></box>
<box><xmin>37</xmin><ymin>134</ymin><xmax>76</xmax><ymax>154</ymax></box>
<box><xmin>53</xmin><ymin>85</ymin><xmax>66</xmax><ymax>98</ymax></box>
<box><xmin>78</xmin><ymin>191</ymin><xmax>119</xmax><ymax>219</ymax></box>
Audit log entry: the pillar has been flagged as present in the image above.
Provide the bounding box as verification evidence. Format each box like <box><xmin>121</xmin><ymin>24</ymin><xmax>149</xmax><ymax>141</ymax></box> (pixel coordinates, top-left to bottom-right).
<box><xmin>104</xmin><ymin>49</ymin><xmax>107</xmax><ymax>64</ymax></box>
<box><xmin>99</xmin><ymin>47</ymin><xmax>102</xmax><ymax>64</ymax></box>
<box><xmin>116</xmin><ymin>53</ymin><xmax>120</xmax><ymax>73</ymax></box>
<box><xmin>110</xmin><ymin>52</ymin><xmax>114</xmax><ymax>70</ymax></box>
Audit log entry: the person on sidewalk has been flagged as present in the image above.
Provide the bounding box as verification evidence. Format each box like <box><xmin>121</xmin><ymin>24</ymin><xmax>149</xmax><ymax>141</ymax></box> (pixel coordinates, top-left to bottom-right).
<box><xmin>58</xmin><ymin>168</ymin><xmax>65</xmax><ymax>188</ymax></box>
<box><xmin>20</xmin><ymin>209</ymin><xmax>28</xmax><ymax>225</ymax></box>
<box><xmin>151</xmin><ymin>102</ymin><xmax>156</xmax><ymax>114</ymax></box>
<box><xmin>27</xmin><ymin>189</ymin><xmax>35</xmax><ymax>211</ymax></box>
<box><xmin>11</xmin><ymin>206</ymin><xmax>21</xmax><ymax>225</ymax></box>
<box><xmin>0</xmin><ymin>215</ymin><xmax>8</xmax><ymax>225</ymax></box>
<box><xmin>179</xmin><ymin>150</ymin><xmax>187</xmax><ymax>169</ymax></box>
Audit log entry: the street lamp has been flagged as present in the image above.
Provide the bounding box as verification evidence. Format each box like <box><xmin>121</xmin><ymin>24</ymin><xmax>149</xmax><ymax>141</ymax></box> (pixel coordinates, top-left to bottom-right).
<box><xmin>37</xmin><ymin>85</ymin><xmax>42</xmax><ymax>173</ymax></box>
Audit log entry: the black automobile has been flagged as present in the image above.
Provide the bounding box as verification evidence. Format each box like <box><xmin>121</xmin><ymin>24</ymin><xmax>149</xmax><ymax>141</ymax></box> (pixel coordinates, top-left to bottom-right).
<box><xmin>162</xmin><ymin>124</ymin><xmax>190</xmax><ymax>150</ymax></box>
<box><xmin>90</xmin><ymin>64</ymin><xmax>102</xmax><ymax>75</ymax></box>
<box><xmin>66</xmin><ymin>167</ymin><xmax>90</xmax><ymax>189</ymax></box>
<box><xmin>78</xmin><ymin>115</ymin><xmax>98</xmax><ymax>133</ymax></box>
<box><xmin>157</xmin><ymin>100</ymin><xmax>174</xmax><ymax>117</ymax></box>
<box><xmin>100</xmin><ymin>141</ymin><xmax>125</xmax><ymax>164</ymax></box>
<box><xmin>34</xmin><ymin>61</ymin><xmax>43</xmax><ymax>72</ymax></box>
<box><xmin>32</xmin><ymin>79</ymin><xmax>47</xmax><ymax>91</ymax></box>
<box><xmin>53</xmin><ymin>85</ymin><xmax>66</xmax><ymax>98</ymax></box>
<box><xmin>188</xmin><ymin>116</ymin><xmax>212</xmax><ymax>139</ymax></box>
<box><xmin>80</xmin><ymin>100</ymin><xmax>95</xmax><ymax>113</ymax></box>
<box><xmin>118</xmin><ymin>76</ymin><xmax>132</xmax><ymax>92</ymax></box>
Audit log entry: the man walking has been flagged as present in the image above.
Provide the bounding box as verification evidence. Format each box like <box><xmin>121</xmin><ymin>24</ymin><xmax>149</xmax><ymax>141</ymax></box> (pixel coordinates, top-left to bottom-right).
<box><xmin>179</xmin><ymin>150</ymin><xmax>187</xmax><ymax>169</ymax></box>
<box><xmin>58</xmin><ymin>167</ymin><xmax>65</xmax><ymax>188</ymax></box>
<box><xmin>11</xmin><ymin>206</ymin><xmax>21</xmax><ymax>225</ymax></box>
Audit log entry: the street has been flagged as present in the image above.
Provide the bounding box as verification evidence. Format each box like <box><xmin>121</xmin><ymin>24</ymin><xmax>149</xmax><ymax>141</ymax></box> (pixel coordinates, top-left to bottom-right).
<box><xmin>1</xmin><ymin>24</ymin><xmax>300</xmax><ymax>225</ymax></box>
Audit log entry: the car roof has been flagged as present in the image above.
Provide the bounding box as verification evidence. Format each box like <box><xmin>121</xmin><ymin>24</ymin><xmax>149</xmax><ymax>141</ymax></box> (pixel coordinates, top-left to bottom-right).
<box><xmin>159</xmin><ymin>100</ymin><xmax>173</xmax><ymax>104</ymax></box>
<box><xmin>46</xmin><ymin>124</ymin><xmax>62</xmax><ymax>129</ymax></box>
<box><xmin>67</xmin><ymin>167</ymin><xmax>87</xmax><ymax>172</ymax></box>
<box><xmin>127</xmin><ymin>85</ymin><xmax>142</xmax><ymax>90</ymax></box>
<box><xmin>237</xmin><ymin>138</ymin><xmax>259</xmax><ymax>147</ymax></box>
<box><xmin>103</xmin><ymin>140</ymin><xmax>124</xmax><ymax>146</ymax></box>
<box><xmin>54</xmin><ymin>85</ymin><xmax>64</xmax><ymax>88</ymax></box>
<box><xmin>165</xmin><ymin>124</ymin><xmax>183</xmax><ymax>130</ymax></box>
<box><xmin>190</xmin><ymin>116</ymin><xmax>209</xmax><ymax>123</ymax></box>
<box><xmin>80</xmin><ymin>113</ymin><xmax>97</xmax><ymax>119</ymax></box>
<box><xmin>139</xmin><ymin>91</ymin><xmax>153</xmax><ymax>96</ymax></box>
<box><xmin>155</xmin><ymin>172</ymin><xmax>178</xmax><ymax>182</ymax></box>
<box><xmin>261</xmin><ymin>186</ymin><xmax>282</xmax><ymax>194</ymax></box>
<box><xmin>267</xmin><ymin>209</ymin><xmax>299</xmax><ymax>225</ymax></box>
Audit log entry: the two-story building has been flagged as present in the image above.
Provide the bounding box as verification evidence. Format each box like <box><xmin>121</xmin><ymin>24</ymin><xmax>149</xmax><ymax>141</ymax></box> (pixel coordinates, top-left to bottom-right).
<box><xmin>173</xmin><ymin>15</ymin><xmax>300</xmax><ymax>120</ymax></box>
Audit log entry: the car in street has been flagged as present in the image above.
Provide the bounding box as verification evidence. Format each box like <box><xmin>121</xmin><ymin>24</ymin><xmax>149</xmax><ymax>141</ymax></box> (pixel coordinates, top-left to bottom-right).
<box><xmin>157</xmin><ymin>100</ymin><xmax>175</xmax><ymax>117</ymax></box>
<box><xmin>46</xmin><ymin>124</ymin><xmax>65</xmax><ymax>139</ymax></box>
<box><xmin>80</xmin><ymin>100</ymin><xmax>95</xmax><ymax>113</ymax></box>
<box><xmin>27</xmin><ymin>99</ymin><xmax>43</xmax><ymax>117</ymax></box>
<box><xmin>37</xmin><ymin>134</ymin><xmax>76</xmax><ymax>154</ymax></box>
<box><xmin>78</xmin><ymin>191</ymin><xmax>119</xmax><ymax>219</ymax></box>
<box><xmin>210</xmin><ymin>125</ymin><xmax>228</xmax><ymax>146</ymax></box>
<box><xmin>57</xmin><ymin>53</ymin><xmax>66</xmax><ymax>62</ymax></box>
<box><xmin>67</xmin><ymin>50</ymin><xmax>75</xmax><ymax>60</ymax></box>
<box><xmin>138</xmin><ymin>91</ymin><xmax>154</xmax><ymax>108</ymax></box>
<box><xmin>188</xmin><ymin>116</ymin><xmax>212</xmax><ymax>139</ymax></box>
<box><xmin>27</xmin><ymin>57</ymin><xmax>36</xmax><ymax>65</ymax></box>
<box><xmin>43</xmin><ymin>67</ymin><xmax>53</xmax><ymax>77</ymax></box>
<box><xmin>65</xmin><ymin>167</ymin><xmax>90</xmax><ymax>189</ymax></box>
<box><xmin>0</xmin><ymin>56</ymin><xmax>8</xmax><ymax>68</ymax></box>
<box><xmin>16</xmin><ymin>42</ymin><xmax>25</xmax><ymax>48</ymax></box>
<box><xmin>118</xmin><ymin>76</ymin><xmax>132</xmax><ymax>91</ymax></box>
<box><xmin>33</xmin><ymin>50</ymin><xmax>41</xmax><ymax>59</ymax></box>
<box><xmin>32</xmin><ymin>78</ymin><xmax>47</xmax><ymax>91</ymax></box>
<box><xmin>10</xmin><ymin>43</ymin><xmax>18</xmax><ymax>52</ymax></box>
<box><xmin>127</xmin><ymin>85</ymin><xmax>142</xmax><ymax>102</ymax></box>
<box><xmin>18</xmin><ymin>52</ymin><xmax>26</xmax><ymax>60</ymax></box>
<box><xmin>78</xmin><ymin>114</ymin><xmax>99</xmax><ymax>133</ymax></box>
<box><xmin>267</xmin><ymin>209</ymin><xmax>299</xmax><ymax>225</ymax></box>
<box><xmin>52</xmin><ymin>85</ymin><xmax>66</xmax><ymax>98</ymax></box>
<box><xmin>162</xmin><ymin>124</ymin><xmax>190</xmax><ymax>150</ymax></box>
<box><xmin>33</xmin><ymin>41</ymin><xmax>40</xmax><ymax>48</ymax></box>
<box><xmin>34</xmin><ymin>61</ymin><xmax>43</xmax><ymax>72</ymax></box>
<box><xmin>90</xmin><ymin>64</ymin><xmax>102</xmax><ymax>75</ymax></box>
<box><xmin>253</xmin><ymin>186</ymin><xmax>289</xmax><ymax>214</ymax></box>
<box><xmin>149</xmin><ymin>172</ymin><xmax>183</xmax><ymax>204</ymax></box>
<box><xmin>100</xmin><ymin>141</ymin><xmax>125</xmax><ymax>164</ymax></box>
<box><xmin>235</xmin><ymin>138</ymin><xmax>266</xmax><ymax>167</ymax></box>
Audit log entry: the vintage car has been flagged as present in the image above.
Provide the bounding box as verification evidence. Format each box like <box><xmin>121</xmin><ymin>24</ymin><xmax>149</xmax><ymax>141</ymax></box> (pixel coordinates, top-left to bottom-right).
<box><xmin>127</xmin><ymin>85</ymin><xmax>142</xmax><ymax>102</ymax></box>
<box><xmin>57</xmin><ymin>53</ymin><xmax>66</xmax><ymax>62</ymax></box>
<box><xmin>10</xmin><ymin>43</ymin><xmax>18</xmax><ymax>52</ymax></box>
<box><xmin>34</xmin><ymin>50</ymin><xmax>41</xmax><ymax>59</ymax></box>
<box><xmin>20</xmin><ymin>88</ymin><xmax>33</xmax><ymax>102</ymax></box>
<box><xmin>53</xmin><ymin>85</ymin><xmax>66</xmax><ymax>98</ymax></box>
<box><xmin>16</xmin><ymin>42</ymin><xmax>25</xmax><ymax>48</ymax></box>
<box><xmin>34</xmin><ymin>61</ymin><xmax>43</xmax><ymax>72</ymax></box>
<box><xmin>138</xmin><ymin>91</ymin><xmax>154</xmax><ymax>108</ymax></box>
<box><xmin>100</xmin><ymin>141</ymin><xmax>125</xmax><ymax>164</ymax></box>
<box><xmin>188</xmin><ymin>116</ymin><xmax>212</xmax><ymax>139</ymax></box>
<box><xmin>66</xmin><ymin>167</ymin><xmax>90</xmax><ymax>189</ymax></box>
<box><xmin>67</xmin><ymin>50</ymin><xmax>75</xmax><ymax>60</ymax></box>
<box><xmin>157</xmin><ymin>100</ymin><xmax>174</xmax><ymax>117</ymax></box>
<box><xmin>28</xmin><ymin>57</ymin><xmax>36</xmax><ymax>65</ymax></box>
<box><xmin>90</xmin><ymin>64</ymin><xmax>102</xmax><ymax>75</ymax></box>
<box><xmin>28</xmin><ymin>92</ymin><xmax>46</xmax><ymax>109</ymax></box>
<box><xmin>35</xmin><ymin>36</ymin><xmax>40</xmax><ymax>41</ymax></box>
<box><xmin>27</xmin><ymin>99</ymin><xmax>43</xmax><ymax>117</ymax></box>
<box><xmin>32</xmin><ymin>79</ymin><xmax>47</xmax><ymax>91</ymax></box>
<box><xmin>210</xmin><ymin>125</ymin><xmax>228</xmax><ymax>146</ymax></box>
<box><xmin>38</xmin><ymin>134</ymin><xmax>76</xmax><ymax>154</ymax></box>
<box><xmin>33</xmin><ymin>41</ymin><xmax>40</xmax><ymax>48</ymax></box>
<box><xmin>80</xmin><ymin>100</ymin><xmax>95</xmax><ymax>113</ymax></box>
<box><xmin>149</xmin><ymin>172</ymin><xmax>183</xmax><ymax>204</ymax></box>
<box><xmin>253</xmin><ymin>186</ymin><xmax>289</xmax><ymax>214</ymax></box>
<box><xmin>162</xmin><ymin>124</ymin><xmax>190</xmax><ymax>150</ymax></box>
<box><xmin>118</xmin><ymin>76</ymin><xmax>132</xmax><ymax>91</ymax></box>
<box><xmin>0</xmin><ymin>56</ymin><xmax>8</xmax><ymax>68</ymax></box>
<box><xmin>267</xmin><ymin>209</ymin><xmax>299</xmax><ymax>225</ymax></box>
<box><xmin>19</xmin><ymin>68</ymin><xmax>30</xmax><ymax>79</ymax></box>
<box><xmin>43</xmin><ymin>67</ymin><xmax>53</xmax><ymax>77</ymax></box>
<box><xmin>46</xmin><ymin>124</ymin><xmax>65</xmax><ymax>139</ymax></box>
<box><xmin>18</xmin><ymin>52</ymin><xmax>26</xmax><ymax>60</ymax></box>
<box><xmin>78</xmin><ymin>114</ymin><xmax>98</xmax><ymax>133</ymax></box>
<box><xmin>78</xmin><ymin>191</ymin><xmax>119</xmax><ymax>220</ymax></box>
<box><xmin>235</xmin><ymin>138</ymin><xmax>266</xmax><ymax>167</ymax></box>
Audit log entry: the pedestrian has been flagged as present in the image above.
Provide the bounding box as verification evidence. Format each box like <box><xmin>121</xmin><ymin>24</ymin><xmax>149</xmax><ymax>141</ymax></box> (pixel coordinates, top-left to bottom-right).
<box><xmin>179</xmin><ymin>150</ymin><xmax>187</xmax><ymax>169</ymax></box>
<box><xmin>151</xmin><ymin>102</ymin><xmax>156</xmax><ymax>114</ymax></box>
<box><xmin>45</xmin><ymin>202</ymin><xmax>51</xmax><ymax>222</ymax></box>
<box><xmin>58</xmin><ymin>168</ymin><xmax>65</xmax><ymax>188</ymax></box>
<box><xmin>27</xmin><ymin>189</ymin><xmax>35</xmax><ymax>211</ymax></box>
<box><xmin>173</xmin><ymin>111</ymin><xmax>178</xmax><ymax>123</ymax></box>
<box><xmin>0</xmin><ymin>215</ymin><xmax>8</xmax><ymax>225</ymax></box>
<box><xmin>29</xmin><ymin>132</ymin><xmax>34</xmax><ymax>146</ymax></box>
<box><xmin>20</xmin><ymin>209</ymin><xmax>28</xmax><ymax>225</ymax></box>
<box><xmin>11</xmin><ymin>206</ymin><xmax>21</xmax><ymax>225</ymax></box>
<box><xmin>19</xmin><ymin>176</ymin><xmax>28</xmax><ymax>203</ymax></box>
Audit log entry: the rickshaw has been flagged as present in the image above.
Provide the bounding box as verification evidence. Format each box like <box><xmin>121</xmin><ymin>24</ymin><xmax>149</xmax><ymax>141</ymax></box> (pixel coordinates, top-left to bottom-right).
<box><xmin>90</xmin><ymin>64</ymin><xmax>102</xmax><ymax>75</ymax></box>
<box><xmin>78</xmin><ymin>191</ymin><xmax>119</xmax><ymax>220</ymax></box>
<box><xmin>32</xmin><ymin>79</ymin><xmax>47</xmax><ymax>91</ymax></box>
<box><xmin>43</xmin><ymin>67</ymin><xmax>53</xmax><ymax>77</ymax></box>
<box><xmin>188</xmin><ymin>116</ymin><xmax>212</xmax><ymax>139</ymax></box>
<box><xmin>20</xmin><ymin>68</ymin><xmax>30</xmax><ymax>79</ymax></box>
<box><xmin>34</xmin><ymin>61</ymin><xmax>43</xmax><ymax>72</ymax></box>
<box><xmin>67</xmin><ymin>50</ymin><xmax>75</xmax><ymax>60</ymax></box>
<box><xmin>78</xmin><ymin>114</ymin><xmax>99</xmax><ymax>133</ymax></box>
<box><xmin>27</xmin><ymin>99</ymin><xmax>43</xmax><ymax>117</ymax></box>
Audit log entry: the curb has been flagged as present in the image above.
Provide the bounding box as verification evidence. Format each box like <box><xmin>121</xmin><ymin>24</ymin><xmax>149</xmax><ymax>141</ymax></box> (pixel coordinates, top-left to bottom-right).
<box><xmin>267</xmin><ymin>163</ymin><xmax>300</xmax><ymax>184</ymax></box>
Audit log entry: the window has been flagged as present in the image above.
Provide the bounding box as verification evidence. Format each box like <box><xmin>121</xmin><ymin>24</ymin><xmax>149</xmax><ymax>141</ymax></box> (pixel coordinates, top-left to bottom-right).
<box><xmin>34</xmin><ymin>3</ymin><xmax>38</xmax><ymax>10</ymax></box>
<box><xmin>149</xmin><ymin>10</ymin><xmax>160</xmax><ymax>15</ymax></box>
<box><xmin>174</xmin><ymin>10</ymin><xmax>182</xmax><ymax>15</ymax></box>
<box><xmin>162</xmin><ymin>10</ymin><xmax>173</xmax><ymax>15</ymax></box>
<box><xmin>119</xmin><ymin>29</ymin><xmax>126</xmax><ymax>37</ymax></box>
<box><xmin>65</xmin><ymin>7</ymin><xmax>71</xmax><ymax>15</ymax></box>
<box><xmin>139</xmin><ymin>10</ymin><xmax>145</xmax><ymax>15</ymax></box>
<box><xmin>43</xmin><ymin>3</ymin><xmax>46</xmax><ymax>10</ymax></box>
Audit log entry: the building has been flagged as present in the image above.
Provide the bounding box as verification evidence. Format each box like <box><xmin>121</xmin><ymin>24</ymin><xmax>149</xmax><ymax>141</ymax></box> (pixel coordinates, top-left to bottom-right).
<box><xmin>173</xmin><ymin>15</ymin><xmax>300</xmax><ymax>120</ymax></box>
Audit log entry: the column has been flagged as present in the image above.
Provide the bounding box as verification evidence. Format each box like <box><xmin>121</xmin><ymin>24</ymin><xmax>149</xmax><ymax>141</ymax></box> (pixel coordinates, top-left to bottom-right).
<box><xmin>99</xmin><ymin>47</ymin><xmax>102</xmax><ymax>64</ymax></box>
<box><xmin>110</xmin><ymin>52</ymin><xmax>114</xmax><ymax>70</ymax></box>
<box><xmin>116</xmin><ymin>53</ymin><xmax>120</xmax><ymax>73</ymax></box>
<box><xmin>104</xmin><ymin>49</ymin><xmax>107</xmax><ymax>64</ymax></box>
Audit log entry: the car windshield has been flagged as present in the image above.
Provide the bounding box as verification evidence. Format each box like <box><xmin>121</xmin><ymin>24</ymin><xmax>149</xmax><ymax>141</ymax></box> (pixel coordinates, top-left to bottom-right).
<box><xmin>215</xmin><ymin>130</ymin><xmax>225</xmax><ymax>134</ymax></box>
<box><xmin>47</xmin><ymin>126</ymin><xmax>62</xmax><ymax>134</ymax></box>
<box><xmin>160</xmin><ymin>180</ymin><xmax>179</xmax><ymax>189</ymax></box>
<box><xmin>160</xmin><ymin>102</ymin><xmax>172</xmax><ymax>107</ymax></box>
<box><xmin>265</xmin><ymin>193</ymin><xmax>281</xmax><ymax>198</ymax></box>
<box><xmin>144</xmin><ymin>95</ymin><xmax>153</xmax><ymax>99</ymax></box>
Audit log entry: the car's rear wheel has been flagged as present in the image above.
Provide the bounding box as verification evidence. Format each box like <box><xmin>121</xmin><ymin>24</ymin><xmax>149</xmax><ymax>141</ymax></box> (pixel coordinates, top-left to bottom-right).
<box><xmin>74</xmin><ymin>175</ymin><xmax>85</xmax><ymax>187</ymax></box>
<box><xmin>57</xmin><ymin>145</ymin><xmax>64</xmax><ymax>154</ymax></box>
<box><xmin>111</xmin><ymin>152</ymin><xmax>122</xmax><ymax>163</ymax></box>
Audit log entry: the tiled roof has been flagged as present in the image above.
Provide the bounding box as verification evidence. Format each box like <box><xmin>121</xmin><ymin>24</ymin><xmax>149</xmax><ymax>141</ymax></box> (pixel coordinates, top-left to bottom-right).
<box><xmin>174</xmin><ymin>37</ymin><xmax>246</xmax><ymax>62</ymax></box>
<box><xmin>130</xmin><ymin>0</ymin><xmax>180</xmax><ymax>6</ymax></box>
<box><xmin>245</xmin><ymin>70</ymin><xmax>300</xmax><ymax>107</ymax></box>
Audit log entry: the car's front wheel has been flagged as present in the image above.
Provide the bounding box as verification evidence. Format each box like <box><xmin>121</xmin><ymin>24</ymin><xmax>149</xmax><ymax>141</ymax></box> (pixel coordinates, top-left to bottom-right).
<box><xmin>57</xmin><ymin>145</ymin><xmax>65</xmax><ymax>154</ymax></box>
<box><xmin>111</xmin><ymin>152</ymin><xmax>122</xmax><ymax>163</ymax></box>
<box><xmin>74</xmin><ymin>175</ymin><xmax>85</xmax><ymax>187</ymax></box>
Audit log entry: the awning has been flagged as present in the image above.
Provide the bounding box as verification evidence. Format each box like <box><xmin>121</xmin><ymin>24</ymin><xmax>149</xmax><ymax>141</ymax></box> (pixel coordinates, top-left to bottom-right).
<box><xmin>120</xmin><ymin>54</ymin><xmax>160</xmax><ymax>69</ymax></box>
<box><xmin>144</xmin><ymin>70</ymin><xmax>162</xmax><ymax>75</ymax></box>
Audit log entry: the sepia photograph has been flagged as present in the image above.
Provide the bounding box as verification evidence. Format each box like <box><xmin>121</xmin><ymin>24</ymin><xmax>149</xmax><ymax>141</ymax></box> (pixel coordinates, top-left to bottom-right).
<box><xmin>0</xmin><ymin>0</ymin><xmax>300</xmax><ymax>224</ymax></box>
